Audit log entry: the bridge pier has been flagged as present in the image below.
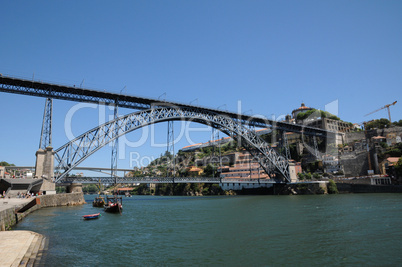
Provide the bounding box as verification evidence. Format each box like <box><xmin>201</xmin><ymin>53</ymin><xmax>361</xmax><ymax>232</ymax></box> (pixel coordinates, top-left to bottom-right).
<box><xmin>35</xmin><ymin>146</ymin><xmax>56</xmax><ymax>194</ymax></box>
<box><xmin>66</xmin><ymin>183</ymin><xmax>83</xmax><ymax>193</ymax></box>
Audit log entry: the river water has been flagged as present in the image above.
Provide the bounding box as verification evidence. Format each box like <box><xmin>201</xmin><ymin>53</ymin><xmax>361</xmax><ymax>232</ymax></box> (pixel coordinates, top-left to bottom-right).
<box><xmin>14</xmin><ymin>194</ymin><xmax>402</xmax><ymax>266</ymax></box>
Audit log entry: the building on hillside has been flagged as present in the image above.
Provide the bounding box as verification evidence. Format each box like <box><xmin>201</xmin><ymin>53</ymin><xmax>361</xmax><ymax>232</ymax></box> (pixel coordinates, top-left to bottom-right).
<box><xmin>288</xmin><ymin>161</ymin><xmax>302</xmax><ymax>182</ymax></box>
<box><xmin>380</xmin><ymin>157</ymin><xmax>401</xmax><ymax>176</ymax></box>
<box><xmin>219</xmin><ymin>152</ymin><xmax>269</xmax><ymax>180</ymax></box>
<box><xmin>304</xmin><ymin>117</ymin><xmax>352</xmax><ymax>133</ymax></box>
<box><xmin>187</xmin><ymin>166</ymin><xmax>203</xmax><ymax>176</ymax></box>
<box><xmin>321</xmin><ymin>154</ymin><xmax>342</xmax><ymax>173</ymax></box>
<box><xmin>353</xmin><ymin>123</ymin><xmax>362</xmax><ymax>130</ymax></box>
<box><xmin>0</xmin><ymin>167</ymin><xmax>10</xmax><ymax>179</ymax></box>
<box><xmin>371</xmin><ymin>136</ymin><xmax>386</xmax><ymax>146</ymax></box>
<box><xmin>116</xmin><ymin>187</ymin><xmax>134</xmax><ymax>195</ymax></box>
<box><xmin>180</xmin><ymin>129</ymin><xmax>271</xmax><ymax>153</ymax></box>
<box><xmin>385</xmin><ymin>133</ymin><xmax>402</xmax><ymax>146</ymax></box>
<box><xmin>292</xmin><ymin>102</ymin><xmax>313</xmax><ymax>119</ymax></box>
<box><xmin>291</xmin><ymin>102</ymin><xmax>352</xmax><ymax>133</ymax></box>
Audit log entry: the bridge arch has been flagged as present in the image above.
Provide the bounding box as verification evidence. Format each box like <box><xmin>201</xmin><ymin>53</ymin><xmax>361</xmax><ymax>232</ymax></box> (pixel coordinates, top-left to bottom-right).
<box><xmin>54</xmin><ymin>106</ymin><xmax>289</xmax><ymax>183</ymax></box>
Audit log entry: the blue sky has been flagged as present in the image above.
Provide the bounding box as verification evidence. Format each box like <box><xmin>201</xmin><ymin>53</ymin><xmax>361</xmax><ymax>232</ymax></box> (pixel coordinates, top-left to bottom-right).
<box><xmin>1</xmin><ymin>1</ymin><xmax>401</xmax><ymax>175</ymax></box>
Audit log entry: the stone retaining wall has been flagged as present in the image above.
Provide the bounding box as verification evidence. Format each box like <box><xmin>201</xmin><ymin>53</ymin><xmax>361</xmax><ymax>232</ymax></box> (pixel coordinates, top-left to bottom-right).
<box><xmin>336</xmin><ymin>183</ymin><xmax>402</xmax><ymax>193</ymax></box>
<box><xmin>0</xmin><ymin>193</ymin><xmax>85</xmax><ymax>230</ymax></box>
<box><xmin>274</xmin><ymin>182</ymin><xmax>328</xmax><ymax>195</ymax></box>
<box><xmin>36</xmin><ymin>192</ymin><xmax>86</xmax><ymax>207</ymax></box>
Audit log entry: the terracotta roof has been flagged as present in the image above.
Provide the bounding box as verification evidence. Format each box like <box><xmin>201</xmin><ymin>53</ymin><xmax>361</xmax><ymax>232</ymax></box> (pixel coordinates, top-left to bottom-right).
<box><xmin>182</xmin><ymin>143</ymin><xmax>202</xmax><ymax>149</ymax></box>
<box><xmin>292</xmin><ymin>102</ymin><xmax>312</xmax><ymax>112</ymax></box>
<box><xmin>188</xmin><ymin>166</ymin><xmax>202</xmax><ymax>172</ymax></box>
<box><xmin>372</xmin><ymin>136</ymin><xmax>386</xmax><ymax>139</ymax></box>
<box><xmin>386</xmin><ymin>157</ymin><xmax>400</xmax><ymax>163</ymax></box>
<box><xmin>256</xmin><ymin>128</ymin><xmax>268</xmax><ymax>132</ymax></box>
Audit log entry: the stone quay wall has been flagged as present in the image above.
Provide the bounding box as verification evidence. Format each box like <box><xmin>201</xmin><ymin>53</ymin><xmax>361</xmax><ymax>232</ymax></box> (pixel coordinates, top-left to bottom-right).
<box><xmin>336</xmin><ymin>183</ymin><xmax>402</xmax><ymax>194</ymax></box>
<box><xmin>0</xmin><ymin>193</ymin><xmax>85</xmax><ymax>230</ymax></box>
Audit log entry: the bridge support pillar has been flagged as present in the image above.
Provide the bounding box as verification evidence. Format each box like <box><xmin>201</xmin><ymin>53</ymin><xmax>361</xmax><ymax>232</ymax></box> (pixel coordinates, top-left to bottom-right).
<box><xmin>66</xmin><ymin>183</ymin><xmax>83</xmax><ymax>193</ymax></box>
<box><xmin>35</xmin><ymin>146</ymin><xmax>56</xmax><ymax>194</ymax></box>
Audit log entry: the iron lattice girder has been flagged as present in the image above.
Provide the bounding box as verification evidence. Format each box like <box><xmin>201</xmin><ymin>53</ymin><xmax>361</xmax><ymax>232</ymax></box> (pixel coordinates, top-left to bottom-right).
<box><xmin>58</xmin><ymin>176</ymin><xmax>277</xmax><ymax>184</ymax></box>
<box><xmin>39</xmin><ymin>98</ymin><xmax>52</xmax><ymax>149</ymax></box>
<box><xmin>0</xmin><ymin>75</ymin><xmax>333</xmax><ymax>137</ymax></box>
<box><xmin>59</xmin><ymin>176</ymin><xmax>223</xmax><ymax>184</ymax></box>
<box><xmin>54</xmin><ymin>106</ymin><xmax>291</xmax><ymax>183</ymax></box>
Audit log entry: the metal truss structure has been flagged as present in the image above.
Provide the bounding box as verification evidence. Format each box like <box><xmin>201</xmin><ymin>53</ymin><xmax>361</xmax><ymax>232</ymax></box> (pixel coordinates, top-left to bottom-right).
<box><xmin>0</xmin><ymin>75</ymin><xmax>333</xmax><ymax>137</ymax></box>
<box><xmin>60</xmin><ymin>176</ymin><xmax>222</xmax><ymax>184</ymax></box>
<box><xmin>166</xmin><ymin>120</ymin><xmax>175</xmax><ymax>177</ymax></box>
<box><xmin>39</xmin><ymin>98</ymin><xmax>52</xmax><ymax>149</ymax></box>
<box><xmin>282</xmin><ymin>131</ymin><xmax>290</xmax><ymax>160</ymax></box>
<box><xmin>59</xmin><ymin>176</ymin><xmax>277</xmax><ymax>185</ymax></box>
<box><xmin>110</xmin><ymin>104</ymin><xmax>118</xmax><ymax>183</ymax></box>
<box><xmin>0</xmin><ymin>75</ymin><xmax>340</xmax><ymax>185</ymax></box>
<box><xmin>54</xmin><ymin>106</ymin><xmax>290</xmax><ymax>183</ymax></box>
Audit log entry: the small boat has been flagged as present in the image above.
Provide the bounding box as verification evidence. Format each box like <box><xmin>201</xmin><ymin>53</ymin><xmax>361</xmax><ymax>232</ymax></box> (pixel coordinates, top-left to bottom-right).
<box><xmin>93</xmin><ymin>196</ymin><xmax>105</xmax><ymax>207</ymax></box>
<box><xmin>83</xmin><ymin>213</ymin><xmax>101</xmax><ymax>220</ymax></box>
<box><xmin>104</xmin><ymin>196</ymin><xmax>123</xmax><ymax>214</ymax></box>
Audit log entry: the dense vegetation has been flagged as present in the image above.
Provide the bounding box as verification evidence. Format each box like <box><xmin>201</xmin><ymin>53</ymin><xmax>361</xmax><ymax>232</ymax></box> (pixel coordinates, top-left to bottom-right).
<box><xmin>395</xmin><ymin>158</ymin><xmax>402</xmax><ymax>177</ymax></box>
<box><xmin>296</xmin><ymin>109</ymin><xmax>340</xmax><ymax>121</ymax></box>
<box><xmin>131</xmin><ymin>183</ymin><xmax>223</xmax><ymax>196</ymax></box>
<box><xmin>392</xmin><ymin>119</ymin><xmax>402</xmax><ymax>127</ymax></box>
<box><xmin>378</xmin><ymin>143</ymin><xmax>402</xmax><ymax>162</ymax></box>
<box><xmin>365</xmin><ymin>118</ymin><xmax>391</xmax><ymax>130</ymax></box>
<box><xmin>0</xmin><ymin>161</ymin><xmax>15</xmax><ymax>166</ymax></box>
<box><xmin>327</xmin><ymin>179</ymin><xmax>339</xmax><ymax>194</ymax></box>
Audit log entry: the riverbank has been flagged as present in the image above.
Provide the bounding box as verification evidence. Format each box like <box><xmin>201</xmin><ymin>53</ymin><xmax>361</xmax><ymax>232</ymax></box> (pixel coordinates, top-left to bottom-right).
<box><xmin>0</xmin><ymin>193</ymin><xmax>86</xmax><ymax>231</ymax></box>
<box><xmin>0</xmin><ymin>193</ymin><xmax>85</xmax><ymax>266</ymax></box>
<box><xmin>0</xmin><ymin>230</ymin><xmax>46</xmax><ymax>266</ymax></box>
<box><xmin>149</xmin><ymin>182</ymin><xmax>402</xmax><ymax>196</ymax></box>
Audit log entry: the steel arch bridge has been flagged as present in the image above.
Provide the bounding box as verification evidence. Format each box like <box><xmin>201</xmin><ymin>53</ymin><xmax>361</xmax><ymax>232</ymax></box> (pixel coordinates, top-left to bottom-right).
<box><xmin>54</xmin><ymin>106</ymin><xmax>290</xmax><ymax>183</ymax></box>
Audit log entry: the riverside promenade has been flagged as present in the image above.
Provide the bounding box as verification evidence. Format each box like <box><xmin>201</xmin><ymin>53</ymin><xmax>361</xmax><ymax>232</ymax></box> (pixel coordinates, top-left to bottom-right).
<box><xmin>0</xmin><ymin>198</ymin><xmax>46</xmax><ymax>267</ymax></box>
<box><xmin>0</xmin><ymin>193</ymin><xmax>86</xmax><ymax>266</ymax></box>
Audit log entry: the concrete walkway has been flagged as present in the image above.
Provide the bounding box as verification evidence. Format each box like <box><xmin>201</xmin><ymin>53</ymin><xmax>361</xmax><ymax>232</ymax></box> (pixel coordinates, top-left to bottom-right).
<box><xmin>0</xmin><ymin>198</ymin><xmax>46</xmax><ymax>266</ymax></box>
<box><xmin>0</xmin><ymin>198</ymin><xmax>33</xmax><ymax>213</ymax></box>
<box><xmin>0</xmin><ymin>230</ymin><xmax>45</xmax><ymax>267</ymax></box>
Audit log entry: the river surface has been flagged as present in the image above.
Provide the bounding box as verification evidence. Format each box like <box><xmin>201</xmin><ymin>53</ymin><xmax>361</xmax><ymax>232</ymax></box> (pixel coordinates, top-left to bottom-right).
<box><xmin>14</xmin><ymin>194</ymin><xmax>402</xmax><ymax>266</ymax></box>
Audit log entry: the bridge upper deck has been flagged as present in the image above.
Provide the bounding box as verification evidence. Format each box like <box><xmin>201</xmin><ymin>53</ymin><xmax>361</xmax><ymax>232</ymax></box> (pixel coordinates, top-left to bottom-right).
<box><xmin>0</xmin><ymin>75</ymin><xmax>333</xmax><ymax>137</ymax></box>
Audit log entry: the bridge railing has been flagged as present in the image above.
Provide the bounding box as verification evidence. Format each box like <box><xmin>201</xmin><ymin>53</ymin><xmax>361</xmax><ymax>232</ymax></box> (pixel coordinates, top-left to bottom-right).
<box><xmin>57</xmin><ymin>176</ymin><xmax>279</xmax><ymax>184</ymax></box>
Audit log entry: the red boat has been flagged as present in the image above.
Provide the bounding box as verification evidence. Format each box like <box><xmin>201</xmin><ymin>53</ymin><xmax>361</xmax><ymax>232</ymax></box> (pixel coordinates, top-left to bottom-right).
<box><xmin>104</xmin><ymin>196</ymin><xmax>123</xmax><ymax>214</ymax></box>
<box><xmin>82</xmin><ymin>213</ymin><xmax>101</xmax><ymax>220</ymax></box>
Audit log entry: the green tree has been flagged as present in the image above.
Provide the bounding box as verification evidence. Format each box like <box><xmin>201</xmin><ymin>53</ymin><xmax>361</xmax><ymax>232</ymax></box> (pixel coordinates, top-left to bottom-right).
<box><xmin>0</xmin><ymin>161</ymin><xmax>15</xmax><ymax>166</ymax></box>
<box><xmin>204</xmin><ymin>164</ymin><xmax>216</xmax><ymax>177</ymax></box>
<box><xmin>83</xmin><ymin>184</ymin><xmax>98</xmax><ymax>193</ymax></box>
<box><xmin>327</xmin><ymin>179</ymin><xmax>339</xmax><ymax>194</ymax></box>
<box><xmin>395</xmin><ymin>158</ymin><xmax>402</xmax><ymax>178</ymax></box>
<box><xmin>392</xmin><ymin>119</ymin><xmax>402</xmax><ymax>127</ymax></box>
<box><xmin>296</xmin><ymin>109</ymin><xmax>340</xmax><ymax>122</ymax></box>
<box><xmin>365</xmin><ymin>118</ymin><xmax>391</xmax><ymax>130</ymax></box>
<box><xmin>312</xmin><ymin>172</ymin><xmax>321</xmax><ymax>179</ymax></box>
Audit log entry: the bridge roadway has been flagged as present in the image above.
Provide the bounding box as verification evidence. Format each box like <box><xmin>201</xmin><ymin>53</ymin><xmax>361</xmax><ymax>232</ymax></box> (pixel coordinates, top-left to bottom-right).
<box><xmin>0</xmin><ymin>75</ymin><xmax>333</xmax><ymax>137</ymax></box>
<box><xmin>58</xmin><ymin>176</ymin><xmax>278</xmax><ymax>185</ymax></box>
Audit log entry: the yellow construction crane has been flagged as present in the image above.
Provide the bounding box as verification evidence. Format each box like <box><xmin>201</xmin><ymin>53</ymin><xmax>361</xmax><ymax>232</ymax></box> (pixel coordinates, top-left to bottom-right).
<box><xmin>364</xmin><ymin>101</ymin><xmax>397</xmax><ymax>122</ymax></box>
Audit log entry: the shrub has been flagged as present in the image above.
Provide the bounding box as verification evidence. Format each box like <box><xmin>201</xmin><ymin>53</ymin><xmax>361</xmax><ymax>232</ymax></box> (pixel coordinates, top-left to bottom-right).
<box><xmin>327</xmin><ymin>179</ymin><xmax>339</xmax><ymax>194</ymax></box>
